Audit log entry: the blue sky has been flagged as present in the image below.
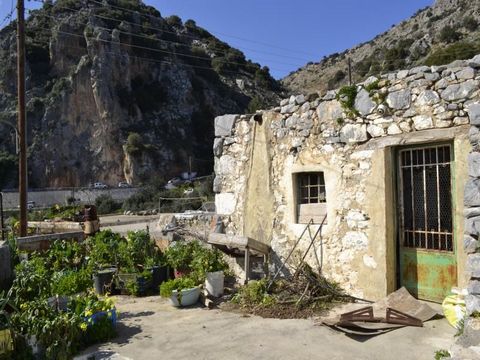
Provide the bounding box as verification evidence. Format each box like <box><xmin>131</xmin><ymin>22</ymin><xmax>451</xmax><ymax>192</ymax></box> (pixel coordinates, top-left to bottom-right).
<box><xmin>0</xmin><ymin>0</ymin><xmax>434</xmax><ymax>78</ymax></box>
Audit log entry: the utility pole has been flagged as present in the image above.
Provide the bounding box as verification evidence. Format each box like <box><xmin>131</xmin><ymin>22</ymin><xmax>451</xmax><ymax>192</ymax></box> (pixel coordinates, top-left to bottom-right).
<box><xmin>348</xmin><ymin>57</ymin><xmax>352</xmax><ymax>86</ymax></box>
<box><xmin>17</xmin><ymin>0</ymin><xmax>27</xmax><ymax>237</ymax></box>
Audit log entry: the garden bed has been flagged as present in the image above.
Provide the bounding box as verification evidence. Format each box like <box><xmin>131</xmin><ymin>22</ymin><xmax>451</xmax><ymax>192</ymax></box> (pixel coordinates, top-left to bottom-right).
<box><xmin>1</xmin><ymin>229</ymin><xmax>166</xmax><ymax>359</ymax></box>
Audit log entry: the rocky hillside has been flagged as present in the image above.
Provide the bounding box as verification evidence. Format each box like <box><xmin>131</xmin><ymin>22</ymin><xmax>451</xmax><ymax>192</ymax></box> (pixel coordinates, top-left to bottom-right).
<box><xmin>0</xmin><ymin>0</ymin><xmax>282</xmax><ymax>188</ymax></box>
<box><xmin>283</xmin><ymin>0</ymin><xmax>480</xmax><ymax>94</ymax></box>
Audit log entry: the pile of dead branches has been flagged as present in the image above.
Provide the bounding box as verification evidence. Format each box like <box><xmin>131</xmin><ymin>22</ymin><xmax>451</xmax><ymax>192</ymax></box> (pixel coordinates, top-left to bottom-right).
<box><xmin>272</xmin><ymin>263</ymin><xmax>347</xmax><ymax>308</ymax></box>
<box><xmin>226</xmin><ymin>264</ymin><xmax>351</xmax><ymax>319</ymax></box>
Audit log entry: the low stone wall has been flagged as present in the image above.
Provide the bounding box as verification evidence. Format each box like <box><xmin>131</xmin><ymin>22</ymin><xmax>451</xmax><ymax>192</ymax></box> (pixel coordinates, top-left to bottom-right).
<box><xmin>213</xmin><ymin>56</ymin><xmax>480</xmax><ymax>300</ymax></box>
<box><xmin>1</xmin><ymin>187</ymin><xmax>139</xmax><ymax>209</ymax></box>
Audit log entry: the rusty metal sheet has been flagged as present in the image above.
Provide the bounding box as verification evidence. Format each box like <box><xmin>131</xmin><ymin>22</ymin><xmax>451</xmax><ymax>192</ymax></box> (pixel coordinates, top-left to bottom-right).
<box><xmin>320</xmin><ymin>287</ymin><xmax>441</xmax><ymax>336</ymax></box>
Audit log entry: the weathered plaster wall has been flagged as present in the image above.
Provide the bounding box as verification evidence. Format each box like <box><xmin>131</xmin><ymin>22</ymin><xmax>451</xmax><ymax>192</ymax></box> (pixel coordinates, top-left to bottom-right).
<box><xmin>214</xmin><ymin>56</ymin><xmax>480</xmax><ymax>300</ymax></box>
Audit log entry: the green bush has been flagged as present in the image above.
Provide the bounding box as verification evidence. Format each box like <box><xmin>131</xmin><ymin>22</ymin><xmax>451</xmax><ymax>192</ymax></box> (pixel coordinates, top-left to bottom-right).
<box><xmin>439</xmin><ymin>25</ymin><xmax>461</xmax><ymax>43</ymax></box>
<box><xmin>164</xmin><ymin>241</ymin><xmax>202</xmax><ymax>270</ymax></box>
<box><xmin>50</xmin><ymin>269</ymin><xmax>92</xmax><ymax>296</ymax></box>
<box><xmin>231</xmin><ymin>279</ymin><xmax>275</xmax><ymax>307</ymax></box>
<box><xmin>463</xmin><ymin>16</ymin><xmax>478</xmax><ymax>31</ymax></box>
<box><xmin>425</xmin><ymin>41</ymin><xmax>479</xmax><ymax>66</ymax></box>
<box><xmin>160</xmin><ymin>277</ymin><xmax>196</xmax><ymax>298</ymax></box>
<box><xmin>95</xmin><ymin>194</ymin><xmax>121</xmax><ymax>215</ymax></box>
<box><xmin>336</xmin><ymin>85</ymin><xmax>358</xmax><ymax>117</ymax></box>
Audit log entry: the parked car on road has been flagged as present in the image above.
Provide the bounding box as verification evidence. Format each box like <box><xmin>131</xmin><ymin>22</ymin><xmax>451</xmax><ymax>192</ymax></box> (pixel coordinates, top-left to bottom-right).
<box><xmin>27</xmin><ymin>201</ymin><xmax>35</xmax><ymax>210</ymax></box>
<box><xmin>93</xmin><ymin>182</ymin><xmax>108</xmax><ymax>189</ymax></box>
<box><xmin>118</xmin><ymin>182</ymin><xmax>131</xmax><ymax>188</ymax></box>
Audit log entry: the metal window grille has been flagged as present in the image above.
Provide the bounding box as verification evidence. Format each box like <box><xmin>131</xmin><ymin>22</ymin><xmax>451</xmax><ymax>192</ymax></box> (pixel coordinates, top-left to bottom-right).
<box><xmin>399</xmin><ymin>145</ymin><xmax>453</xmax><ymax>252</ymax></box>
<box><xmin>298</xmin><ymin>172</ymin><xmax>326</xmax><ymax>204</ymax></box>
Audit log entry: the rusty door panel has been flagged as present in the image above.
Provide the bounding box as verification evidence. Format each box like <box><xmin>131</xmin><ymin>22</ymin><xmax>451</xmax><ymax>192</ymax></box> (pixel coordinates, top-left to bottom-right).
<box><xmin>400</xmin><ymin>248</ymin><xmax>457</xmax><ymax>302</ymax></box>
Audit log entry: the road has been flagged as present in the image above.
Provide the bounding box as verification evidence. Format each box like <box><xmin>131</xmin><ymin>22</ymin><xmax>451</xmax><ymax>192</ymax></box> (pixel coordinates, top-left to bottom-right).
<box><xmin>99</xmin><ymin>214</ymin><xmax>163</xmax><ymax>238</ymax></box>
<box><xmin>75</xmin><ymin>296</ymin><xmax>455</xmax><ymax>360</ymax></box>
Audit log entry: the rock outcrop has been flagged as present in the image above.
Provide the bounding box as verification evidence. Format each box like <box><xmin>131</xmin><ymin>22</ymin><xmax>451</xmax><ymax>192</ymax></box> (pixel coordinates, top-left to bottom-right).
<box><xmin>0</xmin><ymin>0</ymin><xmax>282</xmax><ymax>188</ymax></box>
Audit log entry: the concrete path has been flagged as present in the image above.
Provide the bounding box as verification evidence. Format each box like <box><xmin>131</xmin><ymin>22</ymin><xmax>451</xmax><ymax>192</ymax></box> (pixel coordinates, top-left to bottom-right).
<box><xmin>76</xmin><ymin>296</ymin><xmax>455</xmax><ymax>360</ymax></box>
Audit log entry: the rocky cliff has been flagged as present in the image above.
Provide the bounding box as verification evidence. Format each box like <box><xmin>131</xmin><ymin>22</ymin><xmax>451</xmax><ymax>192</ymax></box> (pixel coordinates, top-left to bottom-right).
<box><xmin>0</xmin><ymin>0</ymin><xmax>282</xmax><ymax>188</ymax></box>
<box><xmin>283</xmin><ymin>0</ymin><xmax>480</xmax><ymax>95</ymax></box>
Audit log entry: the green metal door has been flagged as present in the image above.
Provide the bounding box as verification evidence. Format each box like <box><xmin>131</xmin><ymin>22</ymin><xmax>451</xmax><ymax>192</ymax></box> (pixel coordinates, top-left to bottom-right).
<box><xmin>398</xmin><ymin>144</ymin><xmax>457</xmax><ymax>303</ymax></box>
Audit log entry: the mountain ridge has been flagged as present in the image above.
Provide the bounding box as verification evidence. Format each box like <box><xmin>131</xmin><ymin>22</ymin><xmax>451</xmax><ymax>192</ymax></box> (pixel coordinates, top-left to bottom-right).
<box><xmin>0</xmin><ymin>0</ymin><xmax>282</xmax><ymax>188</ymax></box>
<box><xmin>282</xmin><ymin>0</ymin><xmax>480</xmax><ymax>95</ymax></box>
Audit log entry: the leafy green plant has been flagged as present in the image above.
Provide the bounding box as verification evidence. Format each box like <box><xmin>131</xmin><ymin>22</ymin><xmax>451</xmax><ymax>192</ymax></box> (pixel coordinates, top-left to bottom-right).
<box><xmin>336</xmin><ymin>85</ymin><xmax>359</xmax><ymax>118</ymax></box>
<box><xmin>50</xmin><ymin>269</ymin><xmax>92</xmax><ymax>296</ymax></box>
<box><xmin>11</xmin><ymin>257</ymin><xmax>51</xmax><ymax>304</ymax></box>
<box><xmin>46</xmin><ymin>240</ymin><xmax>86</xmax><ymax>271</ymax></box>
<box><xmin>231</xmin><ymin>279</ymin><xmax>275</xmax><ymax>308</ymax></box>
<box><xmin>164</xmin><ymin>241</ymin><xmax>202</xmax><ymax>270</ymax></box>
<box><xmin>86</xmin><ymin>230</ymin><xmax>123</xmax><ymax>269</ymax></box>
<box><xmin>190</xmin><ymin>246</ymin><xmax>228</xmax><ymax>281</ymax></box>
<box><xmin>160</xmin><ymin>277</ymin><xmax>196</xmax><ymax>298</ymax></box>
<box><xmin>434</xmin><ymin>349</ymin><xmax>450</xmax><ymax>360</ymax></box>
<box><xmin>11</xmin><ymin>299</ymin><xmax>82</xmax><ymax>360</ymax></box>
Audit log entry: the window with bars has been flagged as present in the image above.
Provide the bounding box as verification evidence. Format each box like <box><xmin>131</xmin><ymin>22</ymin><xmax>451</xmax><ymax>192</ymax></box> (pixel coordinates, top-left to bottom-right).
<box><xmin>296</xmin><ymin>172</ymin><xmax>327</xmax><ymax>223</ymax></box>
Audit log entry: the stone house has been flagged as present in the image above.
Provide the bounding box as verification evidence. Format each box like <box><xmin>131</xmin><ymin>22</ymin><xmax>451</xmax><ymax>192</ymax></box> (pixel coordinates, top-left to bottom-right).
<box><xmin>213</xmin><ymin>57</ymin><xmax>480</xmax><ymax>309</ymax></box>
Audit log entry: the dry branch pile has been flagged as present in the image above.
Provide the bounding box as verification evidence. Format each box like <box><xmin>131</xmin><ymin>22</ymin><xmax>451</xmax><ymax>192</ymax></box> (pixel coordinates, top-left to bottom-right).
<box><xmin>226</xmin><ymin>264</ymin><xmax>351</xmax><ymax>319</ymax></box>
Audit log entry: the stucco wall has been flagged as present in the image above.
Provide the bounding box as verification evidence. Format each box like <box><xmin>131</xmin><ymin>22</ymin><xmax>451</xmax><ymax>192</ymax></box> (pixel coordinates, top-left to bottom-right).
<box><xmin>213</xmin><ymin>57</ymin><xmax>480</xmax><ymax>300</ymax></box>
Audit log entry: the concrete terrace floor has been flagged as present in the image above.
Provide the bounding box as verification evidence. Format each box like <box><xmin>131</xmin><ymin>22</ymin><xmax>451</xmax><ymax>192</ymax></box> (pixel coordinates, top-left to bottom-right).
<box><xmin>75</xmin><ymin>296</ymin><xmax>455</xmax><ymax>360</ymax></box>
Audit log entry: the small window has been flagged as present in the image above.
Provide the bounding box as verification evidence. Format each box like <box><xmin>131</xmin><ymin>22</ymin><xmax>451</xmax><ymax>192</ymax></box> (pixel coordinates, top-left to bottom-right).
<box><xmin>296</xmin><ymin>172</ymin><xmax>327</xmax><ymax>224</ymax></box>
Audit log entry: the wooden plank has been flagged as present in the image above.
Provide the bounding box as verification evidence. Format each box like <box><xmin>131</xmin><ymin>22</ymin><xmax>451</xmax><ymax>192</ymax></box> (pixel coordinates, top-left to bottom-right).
<box><xmin>298</xmin><ymin>203</ymin><xmax>327</xmax><ymax>224</ymax></box>
<box><xmin>208</xmin><ymin>233</ymin><xmax>270</xmax><ymax>255</ymax></box>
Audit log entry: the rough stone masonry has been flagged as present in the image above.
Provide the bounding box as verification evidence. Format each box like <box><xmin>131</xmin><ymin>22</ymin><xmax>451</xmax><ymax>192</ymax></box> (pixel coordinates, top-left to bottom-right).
<box><xmin>213</xmin><ymin>56</ymin><xmax>480</xmax><ymax>309</ymax></box>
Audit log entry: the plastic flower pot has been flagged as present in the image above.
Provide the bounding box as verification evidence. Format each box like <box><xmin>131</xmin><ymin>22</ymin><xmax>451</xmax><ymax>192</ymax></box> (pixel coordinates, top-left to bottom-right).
<box><xmin>148</xmin><ymin>265</ymin><xmax>168</xmax><ymax>290</ymax></box>
<box><xmin>170</xmin><ymin>287</ymin><xmax>201</xmax><ymax>307</ymax></box>
<box><xmin>93</xmin><ymin>268</ymin><xmax>116</xmax><ymax>295</ymax></box>
<box><xmin>205</xmin><ymin>271</ymin><xmax>225</xmax><ymax>298</ymax></box>
<box><xmin>85</xmin><ymin>308</ymin><xmax>117</xmax><ymax>327</ymax></box>
<box><xmin>174</xmin><ymin>268</ymin><xmax>191</xmax><ymax>278</ymax></box>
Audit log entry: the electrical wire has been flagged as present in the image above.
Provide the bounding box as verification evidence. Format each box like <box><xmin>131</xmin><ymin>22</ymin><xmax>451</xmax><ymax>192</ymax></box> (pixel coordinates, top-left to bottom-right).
<box><xmin>86</xmin><ymin>0</ymin><xmax>320</xmax><ymax>58</ymax></box>
<box><xmin>34</xmin><ymin>13</ymin><xmax>299</xmax><ymax>70</ymax></box>
<box><xmin>29</xmin><ymin>0</ymin><xmax>316</xmax><ymax>63</ymax></box>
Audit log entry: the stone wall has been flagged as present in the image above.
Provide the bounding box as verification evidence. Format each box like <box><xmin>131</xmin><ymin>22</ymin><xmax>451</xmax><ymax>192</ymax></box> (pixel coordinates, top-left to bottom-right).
<box><xmin>459</xmin><ymin>77</ymin><xmax>480</xmax><ymax>350</ymax></box>
<box><xmin>213</xmin><ymin>56</ymin><xmax>480</xmax><ymax>300</ymax></box>
<box><xmin>1</xmin><ymin>187</ymin><xmax>139</xmax><ymax>209</ymax></box>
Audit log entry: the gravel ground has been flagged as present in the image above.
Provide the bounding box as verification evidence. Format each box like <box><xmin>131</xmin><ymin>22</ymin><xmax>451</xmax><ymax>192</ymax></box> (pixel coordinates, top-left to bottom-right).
<box><xmin>75</xmin><ymin>295</ymin><xmax>455</xmax><ymax>360</ymax></box>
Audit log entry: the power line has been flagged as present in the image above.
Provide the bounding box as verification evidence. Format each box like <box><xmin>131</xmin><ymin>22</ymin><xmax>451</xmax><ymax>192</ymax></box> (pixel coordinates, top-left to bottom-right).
<box><xmin>35</xmin><ymin>12</ymin><xmax>302</xmax><ymax>69</ymax></box>
<box><xmin>30</xmin><ymin>0</ymin><xmax>312</xmax><ymax>65</ymax></box>
<box><xmin>36</xmin><ymin>26</ymin><xmax>293</xmax><ymax>74</ymax></box>
<box><xmin>30</xmin><ymin>36</ymin><xmax>276</xmax><ymax>78</ymax></box>
<box><xmin>86</xmin><ymin>0</ymin><xmax>319</xmax><ymax>58</ymax></box>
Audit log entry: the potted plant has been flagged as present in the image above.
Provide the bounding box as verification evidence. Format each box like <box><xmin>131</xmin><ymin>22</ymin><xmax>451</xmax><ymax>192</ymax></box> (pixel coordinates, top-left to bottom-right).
<box><xmin>160</xmin><ymin>277</ymin><xmax>200</xmax><ymax>307</ymax></box>
<box><xmin>191</xmin><ymin>246</ymin><xmax>229</xmax><ymax>297</ymax></box>
<box><xmin>164</xmin><ymin>241</ymin><xmax>202</xmax><ymax>278</ymax></box>
<box><xmin>69</xmin><ymin>291</ymin><xmax>116</xmax><ymax>345</ymax></box>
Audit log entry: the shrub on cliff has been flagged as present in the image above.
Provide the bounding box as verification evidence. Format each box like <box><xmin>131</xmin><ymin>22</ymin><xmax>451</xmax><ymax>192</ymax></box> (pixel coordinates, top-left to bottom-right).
<box><xmin>95</xmin><ymin>195</ymin><xmax>121</xmax><ymax>215</ymax></box>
